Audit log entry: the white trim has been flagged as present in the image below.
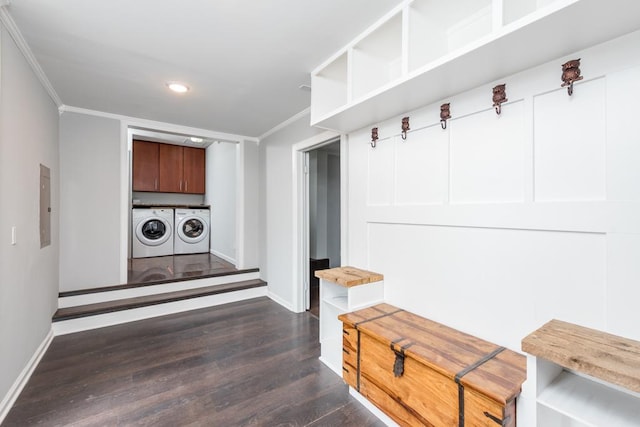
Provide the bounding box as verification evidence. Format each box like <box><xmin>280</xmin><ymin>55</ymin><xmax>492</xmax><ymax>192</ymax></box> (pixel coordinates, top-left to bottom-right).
<box><xmin>53</xmin><ymin>288</ymin><xmax>268</xmax><ymax>335</ymax></box>
<box><xmin>58</xmin><ymin>273</ymin><xmax>259</xmax><ymax>308</ymax></box>
<box><xmin>0</xmin><ymin>328</ymin><xmax>54</xmax><ymax>424</ymax></box>
<box><xmin>291</xmin><ymin>131</ymin><xmax>341</xmax><ymax>312</ymax></box>
<box><xmin>268</xmin><ymin>291</ymin><xmax>295</xmax><ymax>312</ymax></box>
<box><xmin>235</xmin><ymin>142</ymin><xmax>245</xmax><ymax>268</ymax></box>
<box><xmin>348</xmin><ymin>387</ymin><xmax>399</xmax><ymax>426</ymax></box>
<box><xmin>61</xmin><ymin>105</ymin><xmax>257</xmax><ymax>143</ymax></box>
<box><xmin>210</xmin><ymin>249</ymin><xmax>237</xmax><ymax>266</ymax></box>
<box><xmin>0</xmin><ymin>6</ymin><xmax>62</xmax><ymax>107</ymax></box>
<box><xmin>258</xmin><ymin>107</ymin><xmax>311</xmax><ymax>141</ymax></box>
<box><xmin>120</xmin><ymin>122</ymin><xmax>130</xmax><ymax>283</ymax></box>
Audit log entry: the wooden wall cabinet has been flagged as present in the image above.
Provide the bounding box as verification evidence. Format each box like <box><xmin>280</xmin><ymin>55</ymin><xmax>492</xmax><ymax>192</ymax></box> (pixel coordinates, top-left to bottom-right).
<box><xmin>132</xmin><ymin>140</ymin><xmax>160</xmax><ymax>191</ymax></box>
<box><xmin>133</xmin><ymin>140</ymin><xmax>205</xmax><ymax>194</ymax></box>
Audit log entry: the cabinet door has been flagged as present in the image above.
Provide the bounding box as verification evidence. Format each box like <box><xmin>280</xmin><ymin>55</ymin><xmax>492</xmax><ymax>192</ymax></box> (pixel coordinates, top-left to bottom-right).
<box><xmin>159</xmin><ymin>144</ymin><xmax>183</xmax><ymax>193</ymax></box>
<box><xmin>132</xmin><ymin>140</ymin><xmax>159</xmax><ymax>191</ymax></box>
<box><xmin>183</xmin><ymin>147</ymin><xmax>206</xmax><ymax>194</ymax></box>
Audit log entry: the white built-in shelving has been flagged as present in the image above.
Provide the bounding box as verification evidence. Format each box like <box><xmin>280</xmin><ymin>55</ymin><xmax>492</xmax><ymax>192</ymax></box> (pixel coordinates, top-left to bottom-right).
<box><xmin>310</xmin><ymin>0</ymin><xmax>640</xmax><ymax>133</ymax></box>
<box><xmin>522</xmin><ymin>319</ymin><xmax>640</xmax><ymax>426</ymax></box>
<box><xmin>316</xmin><ymin>267</ymin><xmax>384</xmax><ymax>375</ymax></box>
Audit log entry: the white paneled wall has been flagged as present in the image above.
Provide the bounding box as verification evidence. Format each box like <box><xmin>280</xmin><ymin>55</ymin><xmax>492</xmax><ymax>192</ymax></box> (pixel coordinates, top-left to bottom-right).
<box><xmin>450</xmin><ymin>102</ymin><xmax>525</xmax><ymax>203</ymax></box>
<box><xmin>347</xmin><ymin>29</ymin><xmax>640</xmax><ymax>360</ymax></box>
<box><xmin>533</xmin><ymin>79</ymin><xmax>606</xmax><ymax>202</ymax></box>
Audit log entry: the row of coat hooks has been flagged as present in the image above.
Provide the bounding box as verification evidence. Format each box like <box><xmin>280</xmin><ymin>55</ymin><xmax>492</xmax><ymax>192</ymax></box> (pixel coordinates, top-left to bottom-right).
<box><xmin>371</xmin><ymin>59</ymin><xmax>583</xmax><ymax>148</ymax></box>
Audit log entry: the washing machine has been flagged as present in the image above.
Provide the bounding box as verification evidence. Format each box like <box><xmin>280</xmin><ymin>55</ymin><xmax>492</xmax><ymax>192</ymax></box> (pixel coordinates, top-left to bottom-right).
<box><xmin>131</xmin><ymin>208</ymin><xmax>174</xmax><ymax>258</ymax></box>
<box><xmin>174</xmin><ymin>208</ymin><xmax>210</xmax><ymax>254</ymax></box>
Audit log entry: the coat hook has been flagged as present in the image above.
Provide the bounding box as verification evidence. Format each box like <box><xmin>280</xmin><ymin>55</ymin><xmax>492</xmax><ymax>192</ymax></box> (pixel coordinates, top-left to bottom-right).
<box><xmin>401</xmin><ymin>117</ymin><xmax>410</xmax><ymax>140</ymax></box>
<box><xmin>492</xmin><ymin>84</ymin><xmax>508</xmax><ymax>115</ymax></box>
<box><xmin>440</xmin><ymin>103</ymin><xmax>451</xmax><ymax>129</ymax></box>
<box><xmin>561</xmin><ymin>58</ymin><xmax>583</xmax><ymax>96</ymax></box>
<box><xmin>371</xmin><ymin>127</ymin><xmax>378</xmax><ymax>148</ymax></box>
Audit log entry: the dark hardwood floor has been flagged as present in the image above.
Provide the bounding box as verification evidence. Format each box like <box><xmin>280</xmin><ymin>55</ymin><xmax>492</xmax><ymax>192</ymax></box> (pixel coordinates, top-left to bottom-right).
<box><xmin>127</xmin><ymin>253</ymin><xmax>241</xmax><ymax>285</ymax></box>
<box><xmin>4</xmin><ymin>298</ymin><xmax>384</xmax><ymax>427</ymax></box>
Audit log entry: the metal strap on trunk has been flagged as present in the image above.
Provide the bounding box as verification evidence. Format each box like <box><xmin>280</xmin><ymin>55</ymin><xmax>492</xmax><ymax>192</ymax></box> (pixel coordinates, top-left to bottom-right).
<box><xmin>454</xmin><ymin>346</ymin><xmax>506</xmax><ymax>427</ymax></box>
<box><xmin>353</xmin><ymin>308</ymin><xmax>404</xmax><ymax>328</ymax></box>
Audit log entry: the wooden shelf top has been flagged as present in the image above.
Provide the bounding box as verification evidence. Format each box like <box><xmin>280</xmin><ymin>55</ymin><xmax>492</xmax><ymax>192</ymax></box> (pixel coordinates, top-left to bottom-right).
<box><xmin>522</xmin><ymin>319</ymin><xmax>640</xmax><ymax>393</ymax></box>
<box><xmin>314</xmin><ymin>266</ymin><xmax>383</xmax><ymax>287</ymax></box>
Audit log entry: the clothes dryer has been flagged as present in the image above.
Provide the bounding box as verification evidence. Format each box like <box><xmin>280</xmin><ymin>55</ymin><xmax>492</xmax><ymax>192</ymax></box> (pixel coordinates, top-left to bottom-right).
<box><xmin>174</xmin><ymin>208</ymin><xmax>210</xmax><ymax>254</ymax></box>
<box><xmin>132</xmin><ymin>208</ymin><xmax>174</xmax><ymax>258</ymax></box>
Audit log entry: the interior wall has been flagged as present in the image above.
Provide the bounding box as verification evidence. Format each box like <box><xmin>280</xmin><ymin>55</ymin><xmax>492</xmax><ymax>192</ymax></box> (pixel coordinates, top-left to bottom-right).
<box><xmin>259</xmin><ymin>113</ymin><xmax>325</xmax><ymax>308</ymax></box>
<box><xmin>347</xmin><ymin>30</ymin><xmax>640</xmax><ymax>354</ymax></box>
<box><xmin>205</xmin><ymin>141</ymin><xmax>236</xmax><ymax>264</ymax></box>
<box><xmin>239</xmin><ymin>140</ymin><xmax>260</xmax><ymax>268</ymax></box>
<box><xmin>59</xmin><ymin>112</ymin><xmax>121</xmax><ymax>291</ymax></box>
<box><xmin>0</xmin><ymin>24</ymin><xmax>59</xmax><ymax>410</ymax></box>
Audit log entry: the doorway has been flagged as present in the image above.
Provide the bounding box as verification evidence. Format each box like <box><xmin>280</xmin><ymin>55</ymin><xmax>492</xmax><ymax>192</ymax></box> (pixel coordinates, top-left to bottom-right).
<box><xmin>306</xmin><ymin>140</ymin><xmax>341</xmax><ymax>316</ymax></box>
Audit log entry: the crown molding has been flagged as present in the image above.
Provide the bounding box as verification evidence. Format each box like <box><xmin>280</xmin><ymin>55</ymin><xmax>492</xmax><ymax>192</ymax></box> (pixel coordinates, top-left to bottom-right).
<box><xmin>258</xmin><ymin>107</ymin><xmax>311</xmax><ymax>142</ymax></box>
<box><xmin>59</xmin><ymin>105</ymin><xmax>259</xmax><ymax>143</ymax></box>
<box><xmin>0</xmin><ymin>4</ymin><xmax>62</xmax><ymax>107</ymax></box>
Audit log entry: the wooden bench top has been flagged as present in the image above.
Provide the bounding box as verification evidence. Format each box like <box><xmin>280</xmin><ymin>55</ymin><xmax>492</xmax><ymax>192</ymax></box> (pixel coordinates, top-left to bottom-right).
<box><xmin>314</xmin><ymin>266</ymin><xmax>383</xmax><ymax>287</ymax></box>
<box><xmin>522</xmin><ymin>319</ymin><xmax>640</xmax><ymax>393</ymax></box>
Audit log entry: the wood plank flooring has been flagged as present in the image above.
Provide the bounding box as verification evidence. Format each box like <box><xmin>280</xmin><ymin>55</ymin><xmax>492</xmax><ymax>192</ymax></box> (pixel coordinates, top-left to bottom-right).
<box><xmin>4</xmin><ymin>298</ymin><xmax>385</xmax><ymax>427</ymax></box>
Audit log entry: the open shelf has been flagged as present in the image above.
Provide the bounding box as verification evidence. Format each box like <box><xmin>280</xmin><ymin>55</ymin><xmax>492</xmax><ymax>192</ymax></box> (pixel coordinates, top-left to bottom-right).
<box><xmin>311</xmin><ymin>52</ymin><xmax>348</xmax><ymax>120</ymax></box>
<box><xmin>352</xmin><ymin>12</ymin><xmax>403</xmax><ymax>101</ymax></box>
<box><xmin>310</xmin><ymin>0</ymin><xmax>640</xmax><ymax>133</ymax></box>
<box><xmin>537</xmin><ymin>371</ymin><xmax>640</xmax><ymax>426</ymax></box>
<box><xmin>408</xmin><ymin>0</ymin><xmax>492</xmax><ymax>72</ymax></box>
<box><xmin>502</xmin><ymin>0</ymin><xmax>559</xmax><ymax>26</ymax></box>
<box><xmin>523</xmin><ymin>319</ymin><xmax>640</xmax><ymax>426</ymax></box>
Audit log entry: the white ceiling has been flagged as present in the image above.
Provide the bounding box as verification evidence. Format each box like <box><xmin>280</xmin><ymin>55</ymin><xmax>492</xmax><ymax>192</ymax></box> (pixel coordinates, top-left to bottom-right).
<box><xmin>4</xmin><ymin>0</ymin><xmax>400</xmax><ymax>138</ymax></box>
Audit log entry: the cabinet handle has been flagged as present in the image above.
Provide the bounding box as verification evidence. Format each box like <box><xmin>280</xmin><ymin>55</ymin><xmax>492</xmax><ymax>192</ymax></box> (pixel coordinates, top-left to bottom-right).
<box><xmin>179</xmin><ymin>180</ymin><xmax>182</xmax><ymax>191</ymax></box>
<box><xmin>185</xmin><ymin>181</ymin><xmax>188</xmax><ymax>192</ymax></box>
<box><xmin>154</xmin><ymin>179</ymin><xmax>158</xmax><ymax>190</ymax></box>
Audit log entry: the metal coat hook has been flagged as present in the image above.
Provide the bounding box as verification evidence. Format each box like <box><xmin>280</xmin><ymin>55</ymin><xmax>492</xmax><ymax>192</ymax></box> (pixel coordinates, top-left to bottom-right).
<box><xmin>561</xmin><ymin>58</ymin><xmax>583</xmax><ymax>96</ymax></box>
<box><xmin>492</xmin><ymin>84</ymin><xmax>508</xmax><ymax>115</ymax></box>
<box><xmin>371</xmin><ymin>127</ymin><xmax>379</xmax><ymax>148</ymax></box>
<box><xmin>401</xmin><ymin>117</ymin><xmax>410</xmax><ymax>140</ymax></box>
<box><xmin>440</xmin><ymin>103</ymin><xmax>451</xmax><ymax>129</ymax></box>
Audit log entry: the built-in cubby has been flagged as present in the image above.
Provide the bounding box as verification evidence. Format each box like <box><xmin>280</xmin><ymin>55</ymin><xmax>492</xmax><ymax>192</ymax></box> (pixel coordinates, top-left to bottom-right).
<box><xmin>502</xmin><ymin>0</ymin><xmax>558</xmax><ymax>26</ymax></box>
<box><xmin>315</xmin><ymin>267</ymin><xmax>384</xmax><ymax>375</ymax></box>
<box><xmin>352</xmin><ymin>12</ymin><xmax>403</xmax><ymax>100</ymax></box>
<box><xmin>310</xmin><ymin>0</ymin><xmax>640</xmax><ymax>133</ymax></box>
<box><xmin>522</xmin><ymin>319</ymin><xmax>640</xmax><ymax>426</ymax></box>
<box><xmin>408</xmin><ymin>0</ymin><xmax>492</xmax><ymax>72</ymax></box>
<box><xmin>310</xmin><ymin>52</ymin><xmax>348</xmax><ymax>120</ymax></box>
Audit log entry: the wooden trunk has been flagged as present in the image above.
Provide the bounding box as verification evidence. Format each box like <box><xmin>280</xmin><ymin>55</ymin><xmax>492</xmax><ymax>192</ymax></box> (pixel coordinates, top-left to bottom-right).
<box><xmin>339</xmin><ymin>304</ymin><xmax>526</xmax><ymax>427</ymax></box>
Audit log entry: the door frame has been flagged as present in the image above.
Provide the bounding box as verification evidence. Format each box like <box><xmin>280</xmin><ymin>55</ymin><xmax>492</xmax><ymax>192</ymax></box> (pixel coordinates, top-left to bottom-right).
<box><xmin>291</xmin><ymin>131</ymin><xmax>346</xmax><ymax>313</ymax></box>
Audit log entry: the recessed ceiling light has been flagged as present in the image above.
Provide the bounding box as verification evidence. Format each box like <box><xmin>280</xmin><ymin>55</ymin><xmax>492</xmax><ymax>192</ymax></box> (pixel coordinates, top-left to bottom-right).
<box><xmin>190</xmin><ymin>137</ymin><xmax>204</xmax><ymax>143</ymax></box>
<box><xmin>166</xmin><ymin>82</ymin><xmax>190</xmax><ymax>93</ymax></box>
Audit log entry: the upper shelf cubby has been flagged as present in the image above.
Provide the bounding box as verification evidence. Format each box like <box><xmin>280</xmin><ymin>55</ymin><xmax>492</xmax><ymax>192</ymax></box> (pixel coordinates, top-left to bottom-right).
<box><xmin>352</xmin><ymin>12</ymin><xmax>403</xmax><ymax>101</ymax></box>
<box><xmin>310</xmin><ymin>0</ymin><xmax>640</xmax><ymax>133</ymax></box>
<box><xmin>408</xmin><ymin>0</ymin><xmax>493</xmax><ymax>72</ymax></box>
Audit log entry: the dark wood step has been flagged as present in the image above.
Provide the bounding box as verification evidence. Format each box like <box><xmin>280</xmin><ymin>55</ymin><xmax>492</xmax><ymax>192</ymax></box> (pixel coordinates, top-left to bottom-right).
<box><xmin>59</xmin><ymin>267</ymin><xmax>260</xmax><ymax>298</ymax></box>
<box><xmin>53</xmin><ymin>279</ymin><xmax>267</xmax><ymax>322</ymax></box>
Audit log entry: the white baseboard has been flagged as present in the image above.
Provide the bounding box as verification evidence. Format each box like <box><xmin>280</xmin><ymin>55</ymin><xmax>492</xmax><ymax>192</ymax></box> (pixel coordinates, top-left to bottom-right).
<box><xmin>0</xmin><ymin>328</ymin><xmax>54</xmax><ymax>424</ymax></box>
<box><xmin>53</xmin><ymin>287</ymin><xmax>268</xmax><ymax>335</ymax></box>
<box><xmin>349</xmin><ymin>387</ymin><xmax>398</xmax><ymax>427</ymax></box>
<box><xmin>210</xmin><ymin>249</ymin><xmax>236</xmax><ymax>265</ymax></box>
<box><xmin>267</xmin><ymin>291</ymin><xmax>295</xmax><ymax>312</ymax></box>
<box><xmin>58</xmin><ymin>272</ymin><xmax>260</xmax><ymax>308</ymax></box>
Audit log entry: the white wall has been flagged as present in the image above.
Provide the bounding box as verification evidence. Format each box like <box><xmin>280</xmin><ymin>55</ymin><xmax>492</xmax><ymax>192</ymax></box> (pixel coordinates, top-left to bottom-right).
<box><xmin>345</xmin><ymin>30</ymin><xmax>640</xmax><ymax>425</ymax></box>
<box><xmin>0</xmin><ymin>24</ymin><xmax>59</xmax><ymax>412</ymax></box>
<box><xmin>59</xmin><ymin>112</ymin><xmax>121</xmax><ymax>291</ymax></box>
<box><xmin>239</xmin><ymin>139</ymin><xmax>260</xmax><ymax>268</ymax></box>
<box><xmin>205</xmin><ymin>141</ymin><xmax>236</xmax><ymax>263</ymax></box>
<box><xmin>259</xmin><ymin>114</ymin><xmax>325</xmax><ymax>308</ymax></box>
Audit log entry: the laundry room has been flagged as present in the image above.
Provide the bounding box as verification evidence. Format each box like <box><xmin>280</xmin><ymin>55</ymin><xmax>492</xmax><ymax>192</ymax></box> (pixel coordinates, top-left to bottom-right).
<box><xmin>129</xmin><ymin>127</ymin><xmax>238</xmax><ymax>281</ymax></box>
